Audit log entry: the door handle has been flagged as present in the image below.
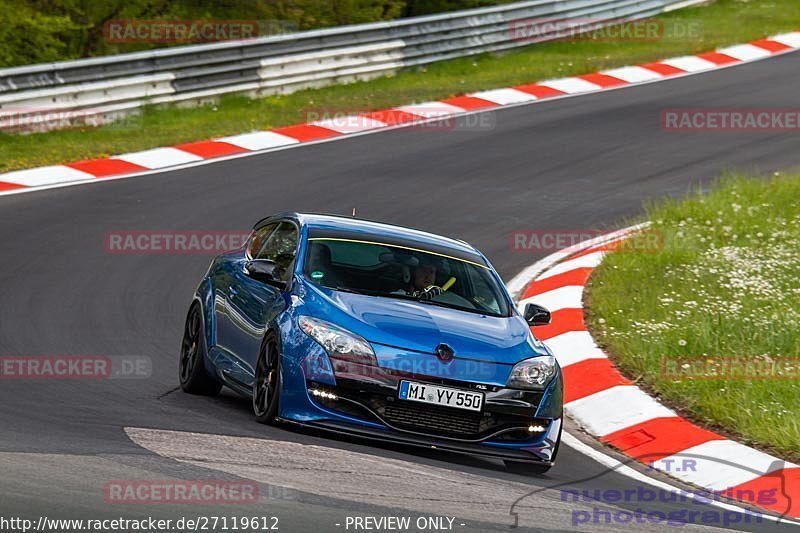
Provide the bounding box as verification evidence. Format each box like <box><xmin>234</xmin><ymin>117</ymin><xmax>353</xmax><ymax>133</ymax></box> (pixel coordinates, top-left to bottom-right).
<box><xmin>228</xmin><ymin>286</ymin><xmax>239</xmax><ymax>296</ymax></box>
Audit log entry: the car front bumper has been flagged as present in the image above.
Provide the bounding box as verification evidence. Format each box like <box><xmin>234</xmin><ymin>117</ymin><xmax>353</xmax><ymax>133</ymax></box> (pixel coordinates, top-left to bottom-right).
<box><xmin>283</xmin><ymin>355</ymin><xmax>562</xmax><ymax>463</ymax></box>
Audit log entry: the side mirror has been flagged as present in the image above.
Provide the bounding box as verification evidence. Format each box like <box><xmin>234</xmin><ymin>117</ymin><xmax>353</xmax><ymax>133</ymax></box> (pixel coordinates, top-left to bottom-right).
<box><xmin>524</xmin><ymin>303</ymin><xmax>551</xmax><ymax>326</ymax></box>
<box><xmin>245</xmin><ymin>260</ymin><xmax>286</xmax><ymax>290</ymax></box>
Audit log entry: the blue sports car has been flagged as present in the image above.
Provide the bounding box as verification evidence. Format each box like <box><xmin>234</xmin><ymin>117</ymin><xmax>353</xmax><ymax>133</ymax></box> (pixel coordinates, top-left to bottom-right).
<box><xmin>180</xmin><ymin>213</ymin><xmax>563</xmax><ymax>473</ymax></box>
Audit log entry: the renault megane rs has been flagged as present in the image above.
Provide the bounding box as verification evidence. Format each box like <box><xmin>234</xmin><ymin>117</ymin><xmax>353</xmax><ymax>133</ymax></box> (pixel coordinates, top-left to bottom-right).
<box><xmin>179</xmin><ymin>213</ymin><xmax>562</xmax><ymax>473</ymax></box>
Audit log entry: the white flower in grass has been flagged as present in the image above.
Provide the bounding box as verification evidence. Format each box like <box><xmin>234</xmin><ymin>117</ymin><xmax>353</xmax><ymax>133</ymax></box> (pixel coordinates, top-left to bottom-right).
<box><xmin>678</xmin><ymin>339</ymin><xmax>687</xmax><ymax>347</ymax></box>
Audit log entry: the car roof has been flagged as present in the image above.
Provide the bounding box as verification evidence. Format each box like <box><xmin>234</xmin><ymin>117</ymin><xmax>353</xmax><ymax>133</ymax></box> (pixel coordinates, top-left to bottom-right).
<box><xmin>262</xmin><ymin>212</ymin><xmax>487</xmax><ymax>265</ymax></box>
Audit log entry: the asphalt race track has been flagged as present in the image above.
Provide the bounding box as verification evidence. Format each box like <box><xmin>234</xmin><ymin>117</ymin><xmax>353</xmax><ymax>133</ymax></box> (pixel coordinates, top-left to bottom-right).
<box><xmin>0</xmin><ymin>50</ymin><xmax>799</xmax><ymax>532</ymax></box>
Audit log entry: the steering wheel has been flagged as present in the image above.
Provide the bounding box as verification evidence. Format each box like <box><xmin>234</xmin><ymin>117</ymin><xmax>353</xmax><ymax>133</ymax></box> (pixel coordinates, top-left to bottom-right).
<box><xmin>414</xmin><ymin>277</ymin><xmax>456</xmax><ymax>300</ymax></box>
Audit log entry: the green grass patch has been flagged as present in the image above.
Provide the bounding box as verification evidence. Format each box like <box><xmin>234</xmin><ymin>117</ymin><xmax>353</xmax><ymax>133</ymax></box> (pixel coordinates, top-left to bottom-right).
<box><xmin>586</xmin><ymin>172</ymin><xmax>800</xmax><ymax>461</ymax></box>
<box><xmin>1</xmin><ymin>0</ymin><xmax>799</xmax><ymax>172</ymax></box>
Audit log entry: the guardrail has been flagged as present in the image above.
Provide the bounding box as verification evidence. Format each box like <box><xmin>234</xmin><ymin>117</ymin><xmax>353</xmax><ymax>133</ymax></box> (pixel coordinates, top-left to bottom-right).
<box><xmin>0</xmin><ymin>0</ymin><xmax>703</xmax><ymax>132</ymax></box>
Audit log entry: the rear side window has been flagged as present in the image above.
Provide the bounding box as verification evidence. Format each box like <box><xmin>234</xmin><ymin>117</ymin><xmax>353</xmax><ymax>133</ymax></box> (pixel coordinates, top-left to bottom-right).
<box><xmin>256</xmin><ymin>222</ymin><xmax>298</xmax><ymax>282</ymax></box>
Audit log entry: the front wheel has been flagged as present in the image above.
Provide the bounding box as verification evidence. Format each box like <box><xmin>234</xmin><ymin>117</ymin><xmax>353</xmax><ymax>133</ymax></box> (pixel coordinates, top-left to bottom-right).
<box><xmin>253</xmin><ymin>333</ymin><xmax>281</xmax><ymax>424</ymax></box>
<box><xmin>179</xmin><ymin>303</ymin><xmax>222</xmax><ymax>396</ymax></box>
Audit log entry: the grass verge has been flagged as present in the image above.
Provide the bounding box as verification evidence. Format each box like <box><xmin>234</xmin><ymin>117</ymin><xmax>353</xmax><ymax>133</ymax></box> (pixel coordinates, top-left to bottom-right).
<box><xmin>586</xmin><ymin>172</ymin><xmax>800</xmax><ymax>462</ymax></box>
<box><xmin>1</xmin><ymin>0</ymin><xmax>800</xmax><ymax>172</ymax></box>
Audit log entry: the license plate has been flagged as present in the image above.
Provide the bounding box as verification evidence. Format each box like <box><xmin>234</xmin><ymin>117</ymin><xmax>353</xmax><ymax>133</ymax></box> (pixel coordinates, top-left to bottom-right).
<box><xmin>398</xmin><ymin>380</ymin><xmax>483</xmax><ymax>412</ymax></box>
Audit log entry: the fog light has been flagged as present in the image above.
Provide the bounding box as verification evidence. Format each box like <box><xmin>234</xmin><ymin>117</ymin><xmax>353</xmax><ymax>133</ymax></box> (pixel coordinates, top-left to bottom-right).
<box><xmin>309</xmin><ymin>388</ymin><xmax>337</xmax><ymax>400</ymax></box>
<box><xmin>528</xmin><ymin>424</ymin><xmax>546</xmax><ymax>433</ymax></box>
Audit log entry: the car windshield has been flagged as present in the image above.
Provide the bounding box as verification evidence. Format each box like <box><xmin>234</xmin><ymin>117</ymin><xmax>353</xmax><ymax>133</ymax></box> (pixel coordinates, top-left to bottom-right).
<box><xmin>303</xmin><ymin>238</ymin><xmax>511</xmax><ymax>317</ymax></box>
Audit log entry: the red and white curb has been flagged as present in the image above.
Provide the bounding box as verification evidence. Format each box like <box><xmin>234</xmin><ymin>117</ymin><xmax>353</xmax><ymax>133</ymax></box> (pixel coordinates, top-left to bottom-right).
<box><xmin>1</xmin><ymin>31</ymin><xmax>799</xmax><ymax>196</ymax></box>
<box><xmin>510</xmin><ymin>226</ymin><xmax>800</xmax><ymax>520</ymax></box>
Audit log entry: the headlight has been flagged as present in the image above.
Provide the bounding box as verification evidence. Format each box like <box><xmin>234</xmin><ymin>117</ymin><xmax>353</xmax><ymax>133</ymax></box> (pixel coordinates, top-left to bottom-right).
<box><xmin>298</xmin><ymin>316</ymin><xmax>375</xmax><ymax>361</ymax></box>
<box><xmin>507</xmin><ymin>356</ymin><xmax>557</xmax><ymax>390</ymax></box>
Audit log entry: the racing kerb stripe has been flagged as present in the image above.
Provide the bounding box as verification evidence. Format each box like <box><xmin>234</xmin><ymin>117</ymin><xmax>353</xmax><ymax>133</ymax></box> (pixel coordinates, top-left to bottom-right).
<box><xmin>1</xmin><ymin>31</ymin><xmax>799</xmax><ymax>194</ymax></box>
<box><xmin>516</xmin><ymin>226</ymin><xmax>800</xmax><ymax>519</ymax></box>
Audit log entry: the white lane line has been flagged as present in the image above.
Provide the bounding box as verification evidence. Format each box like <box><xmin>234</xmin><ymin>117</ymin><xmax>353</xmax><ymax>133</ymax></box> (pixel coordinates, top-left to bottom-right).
<box><xmin>538</xmin><ymin>77</ymin><xmax>602</xmax><ymax>94</ymax></box>
<box><xmin>469</xmin><ymin>88</ymin><xmax>538</xmax><ymax>105</ymax></box>
<box><xmin>659</xmin><ymin>56</ymin><xmax>718</xmax><ymax>72</ymax></box>
<box><xmin>770</xmin><ymin>32</ymin><xmax>800</xmax><ymax>48</ymax></box>
<box><xmin>566</xmin><ymin>386</ymin><xmax>677</xmax><ymax>437</ymax></box>
<box><xmin>395</xmin><ymin>102</ymin><xmax>465</xmax><ymax>118</ymax></box>
<box><xmin>652</xmin><ymin>440</ymin><xmax>797</xmax><ymax>491</ymax></box>
<box><xmin>561</xmin><ymin>433</ymin><xmax>799</xmax><ymax>526</ymax></box>
<box><xmin>0</xmin><ymin>165</ymin><xmax>94</xmax><ymax>186</ymax></box>
<box><xmin>535</xmin><ymin>251</ymin><xmax>605</xmax><ymax>281</ymax></box>
<box><xmin>518</xmin><ymin>285</ymin><xmax>584</xmax><ymax>312</ymax></box>
<box><xmin>602</xmin><ymin>66</ymin><xmax>664</xmax><ymax>83</ymax></box>
<box><xmin>114</xmin><ymin>147</ymin><xmax>202</xmax><ymax>169</ymax></box>
<box><xmin>505</xmin><ymin>226</ymin><xmax>642</xmax><ymax>298</ymax></box>
<box><xmin>310</xmin><ymin>116</ymin><xmax>388</xmax><ymax>134</ymax></box>
<box><xmin>216</xmin><ymin>131</ymin><xmax>300</xmax><ymax>150</ymax></box>
<box><xmin>718</xmin><ymin>44</ymin><xmax>772</xmax><ymax>61</ymax></box>
<box><xmin>543</xmin><ymin>331</ymin><xmax>606</xmax><ymax>368</ymax></box>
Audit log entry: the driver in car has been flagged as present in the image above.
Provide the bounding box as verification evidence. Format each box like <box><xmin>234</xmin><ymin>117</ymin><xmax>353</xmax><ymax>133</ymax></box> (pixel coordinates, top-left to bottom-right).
<box><xmin>405</xmin><ymin>258</ymin><xmax>441</xmax><ymax>300</ymax></box>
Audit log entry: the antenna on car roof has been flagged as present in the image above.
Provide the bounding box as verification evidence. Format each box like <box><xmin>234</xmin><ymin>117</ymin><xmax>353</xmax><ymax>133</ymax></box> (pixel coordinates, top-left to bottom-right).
<box><xmin>351</xmin><ymin>207</ymin><xmax>357</xmax><ymax>218</ymax></box>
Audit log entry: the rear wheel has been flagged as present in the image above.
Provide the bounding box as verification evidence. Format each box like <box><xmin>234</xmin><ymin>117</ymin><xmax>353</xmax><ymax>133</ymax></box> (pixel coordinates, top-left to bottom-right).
<box><xmin>179</xmin><ymin>303</ymin><xmax>222</xmax><ymax>396</ymax></box>
<box><xmin>253</xmin><ymin>333</ymin><xmax>281</xmax><ymax>424</ymax></box>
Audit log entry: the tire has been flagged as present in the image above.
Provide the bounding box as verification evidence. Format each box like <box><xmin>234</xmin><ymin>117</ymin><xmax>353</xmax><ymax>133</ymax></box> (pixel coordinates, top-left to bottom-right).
<box><xmin>179</xmin><ymin>303</ymin><xmax>222</xmax><ymax>396</ymax></box>
<box><xmin>253</xmin><ymin>332</ymin><xmax>281</xmax><ymax>424</ymax></box>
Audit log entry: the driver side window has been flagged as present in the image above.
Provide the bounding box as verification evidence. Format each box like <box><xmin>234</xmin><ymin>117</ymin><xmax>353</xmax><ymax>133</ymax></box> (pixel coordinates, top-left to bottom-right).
<box><xmin>256</xmin><ymin>222</ymin><xmax>298</xmax><ymax>282</ymax></box>
<box><xmin>247</xmin><ymin>223</ymin><xmax>277</xmax><ymax>259</ymax></box>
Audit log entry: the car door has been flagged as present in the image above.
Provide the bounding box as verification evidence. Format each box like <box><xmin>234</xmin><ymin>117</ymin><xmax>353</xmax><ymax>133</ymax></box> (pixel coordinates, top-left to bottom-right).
<box><xmin>224</xmin><ymin>221</ymin><xmax>298</xmax><ymax>388</ymax></box>
<box><xmin>212</xmin><ymin>222</ymin><xmax>277</xmax><ymax>387</ymax></box>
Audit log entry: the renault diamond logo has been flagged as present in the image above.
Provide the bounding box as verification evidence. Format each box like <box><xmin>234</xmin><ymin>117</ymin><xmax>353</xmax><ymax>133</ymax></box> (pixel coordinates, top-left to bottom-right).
<box><xmin>434</xmin><ymin>343</ymin><xmax>454</xmax><ymax>362</ymax></box>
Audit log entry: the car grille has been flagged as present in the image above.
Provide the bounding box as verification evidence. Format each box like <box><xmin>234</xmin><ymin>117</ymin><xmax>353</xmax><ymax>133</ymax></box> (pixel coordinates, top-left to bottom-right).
<box><xmin>383</xmin><ymin>401</ymin><xmax>481</xmax><ymax>437</ymax></box>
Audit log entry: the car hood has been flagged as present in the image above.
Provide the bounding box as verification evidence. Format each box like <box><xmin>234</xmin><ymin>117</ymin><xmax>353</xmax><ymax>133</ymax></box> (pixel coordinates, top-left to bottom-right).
<box><xmin>301</xmin><ymin>281</ymin><xmax>547</xmax><ymax>365</ymax></box>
